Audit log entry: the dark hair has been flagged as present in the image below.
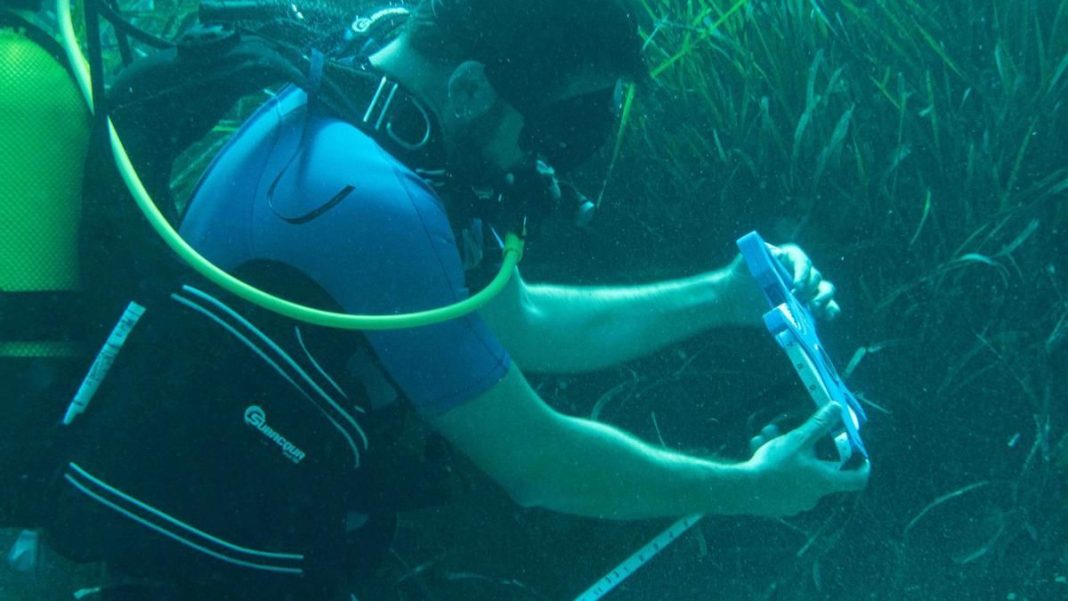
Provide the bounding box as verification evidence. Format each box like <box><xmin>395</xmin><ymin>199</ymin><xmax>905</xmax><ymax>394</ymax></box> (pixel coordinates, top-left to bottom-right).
<box><xmin>406</xmin><ymin>0</ymin><xmax>646</xmax><ymax>114</ymax></box>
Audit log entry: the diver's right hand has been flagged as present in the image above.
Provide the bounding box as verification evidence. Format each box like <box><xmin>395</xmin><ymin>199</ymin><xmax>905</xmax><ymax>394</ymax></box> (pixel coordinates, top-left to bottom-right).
<box><xmin>740</xmin><ymin>403</ymin><xmax>870</xmax><ymax>517</ymax></box>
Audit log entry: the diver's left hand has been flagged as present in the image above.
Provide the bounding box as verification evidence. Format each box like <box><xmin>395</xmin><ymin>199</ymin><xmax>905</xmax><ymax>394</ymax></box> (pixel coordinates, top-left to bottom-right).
<box><xmin>769</xmin><ymin>243</ymin><xmax>840</xmax><ymax>320</ymax></box>
<box><xmin>723</xmin><ymin>242</ymin><xmax>840</xmax><ymax>323</ymax></box>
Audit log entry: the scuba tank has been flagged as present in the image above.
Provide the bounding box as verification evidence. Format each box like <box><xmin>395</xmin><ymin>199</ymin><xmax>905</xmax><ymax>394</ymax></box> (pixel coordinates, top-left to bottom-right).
<box><xmin>0</xmin><ymin>0</ymin><xmax>92</xmax><ymax>530</ymax></box>
<box><xmin>0</xmin><ymin>3</ymin><xmax>91</xmax><ymax>360</ymax></box>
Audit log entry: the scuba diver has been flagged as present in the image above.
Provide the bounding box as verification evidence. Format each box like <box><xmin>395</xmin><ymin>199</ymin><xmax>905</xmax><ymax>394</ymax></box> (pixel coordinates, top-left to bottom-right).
<box><xmin>3</xmin><ymin>0</ymin><xmax>869</xmax><ymax>599</ymax></box>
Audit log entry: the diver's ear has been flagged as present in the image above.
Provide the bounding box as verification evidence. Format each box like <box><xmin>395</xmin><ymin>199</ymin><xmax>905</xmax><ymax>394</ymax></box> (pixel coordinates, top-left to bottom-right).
<box><xmin>446</xmin><ymin>61</ymin><xmax>496</xmax><ymax>123</ymax></box>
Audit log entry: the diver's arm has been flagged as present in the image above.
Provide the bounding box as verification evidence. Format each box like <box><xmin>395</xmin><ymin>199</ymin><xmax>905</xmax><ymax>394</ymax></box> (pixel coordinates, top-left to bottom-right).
<box><xmin>482</xmin><ymin>245</ymin><xmax>838</xmax><ymax>374</ymax></box>
<box><xmin>480</xmin><ymin>260</ymin><xmax>759</xmax><ymax>374</ymax></box>
<box><xmin>431</xmin><ymin>364</ymin><xmax>867</xmax><ymax>519</ymax></box>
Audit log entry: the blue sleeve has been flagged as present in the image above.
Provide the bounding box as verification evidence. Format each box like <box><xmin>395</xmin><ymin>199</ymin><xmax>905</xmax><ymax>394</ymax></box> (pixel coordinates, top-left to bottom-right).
<box><xmin>183</xmin><ymin>94</ymin><xmax>510</xmax><ymax>415</ymax></box>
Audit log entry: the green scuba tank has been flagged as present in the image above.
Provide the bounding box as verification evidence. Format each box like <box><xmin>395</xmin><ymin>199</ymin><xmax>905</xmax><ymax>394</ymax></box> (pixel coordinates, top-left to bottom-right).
<box><xmin>0</xmin><ymin>7</ymin><xmax>91</xmax><ymax>358</ymax></box>
<box><xmin>0</xmin><ymin>5</ymin><xmax>92</xmax><ymax>530</ymax></box>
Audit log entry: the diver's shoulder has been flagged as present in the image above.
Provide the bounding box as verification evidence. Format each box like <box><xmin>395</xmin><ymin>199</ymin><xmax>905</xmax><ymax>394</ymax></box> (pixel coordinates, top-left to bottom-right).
<box><xmin>311</xmin><ymin>118</ymin><xmax>442</xmax><ymax>208</ymax></box>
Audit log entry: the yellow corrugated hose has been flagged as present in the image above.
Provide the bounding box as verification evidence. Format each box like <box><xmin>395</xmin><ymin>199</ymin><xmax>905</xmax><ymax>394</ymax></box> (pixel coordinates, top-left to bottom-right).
<box><xmin>55</xmin><ymin>0</ymin><xmax>525</xmax><ymax>330</ymax></box>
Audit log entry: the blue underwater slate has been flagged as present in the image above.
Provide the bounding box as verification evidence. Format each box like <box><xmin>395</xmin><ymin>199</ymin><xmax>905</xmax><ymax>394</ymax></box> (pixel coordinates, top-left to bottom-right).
<box><xmin>736</xmin><ymin>231</ymin><xmax>868</xmax><ymax>463</ymax></box>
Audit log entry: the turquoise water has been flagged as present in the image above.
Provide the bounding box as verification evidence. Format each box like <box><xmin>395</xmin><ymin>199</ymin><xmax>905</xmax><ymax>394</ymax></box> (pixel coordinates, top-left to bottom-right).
<box><xmin>2</xmin><ymin>0</ymin><xmax>1066</xmax><ymax>599</ymax></box>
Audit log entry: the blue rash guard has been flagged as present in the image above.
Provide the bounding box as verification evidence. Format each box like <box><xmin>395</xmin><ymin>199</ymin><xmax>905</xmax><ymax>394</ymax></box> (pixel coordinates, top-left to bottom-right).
<box><xmin>181</xmin><ymin>88</ymin><xmax>511</xmax><ymax>415</ymax></box>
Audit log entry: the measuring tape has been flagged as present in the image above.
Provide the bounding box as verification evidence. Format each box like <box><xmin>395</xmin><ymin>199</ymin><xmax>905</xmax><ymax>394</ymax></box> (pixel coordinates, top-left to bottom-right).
<box><xmin>574</xmin><ymin>514</ymin><xmax>702</xmax><ymax>601</ymax></box>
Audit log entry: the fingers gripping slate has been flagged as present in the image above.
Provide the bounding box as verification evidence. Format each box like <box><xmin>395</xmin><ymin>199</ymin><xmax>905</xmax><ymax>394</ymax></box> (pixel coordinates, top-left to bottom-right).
<box><xmin>797</xmin><ymin>402</ymin><xmax>844</xmax><ymax>448</ymax></box>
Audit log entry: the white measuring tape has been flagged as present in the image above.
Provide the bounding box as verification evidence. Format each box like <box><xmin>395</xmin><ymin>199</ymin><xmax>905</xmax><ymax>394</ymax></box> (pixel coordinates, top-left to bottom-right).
<box><xmin>574</xmin><ymin>514</ymin><xmax>703</xmax><ymax>601</ymax></box>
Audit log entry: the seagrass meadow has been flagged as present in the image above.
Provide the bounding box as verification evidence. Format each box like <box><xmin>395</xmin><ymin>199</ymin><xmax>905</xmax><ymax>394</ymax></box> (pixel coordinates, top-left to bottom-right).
<box><xmin>515</xmin><ymin>0</ymin><xmax>1068</xmax><ymax>598</ymax></box>
<box><xmin>1</xmin><ymin>0</ymin><xmax>1066</xmax><ymax>599</ymax></box>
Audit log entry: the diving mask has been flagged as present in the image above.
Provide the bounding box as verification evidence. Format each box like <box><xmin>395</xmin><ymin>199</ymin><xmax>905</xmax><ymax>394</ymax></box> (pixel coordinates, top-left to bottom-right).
<box><xmin>518</xmin><ymin>80</ymin><xmax>625</xmax><ymax>172</ymax></box>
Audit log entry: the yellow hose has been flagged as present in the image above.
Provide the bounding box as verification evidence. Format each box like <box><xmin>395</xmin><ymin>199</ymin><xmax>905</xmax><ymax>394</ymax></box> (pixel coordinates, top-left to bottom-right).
<box><xmin>55</xmin><ymin>0</ymin><xmax>524</xmax><ymax>330</ymax></box>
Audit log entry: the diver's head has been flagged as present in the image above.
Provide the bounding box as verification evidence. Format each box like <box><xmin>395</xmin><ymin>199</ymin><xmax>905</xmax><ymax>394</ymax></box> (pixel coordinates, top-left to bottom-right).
<box><xmin>402</xmin><ymin>0</ymin><xmax>647</xmax><ymax>180</ymax></box>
